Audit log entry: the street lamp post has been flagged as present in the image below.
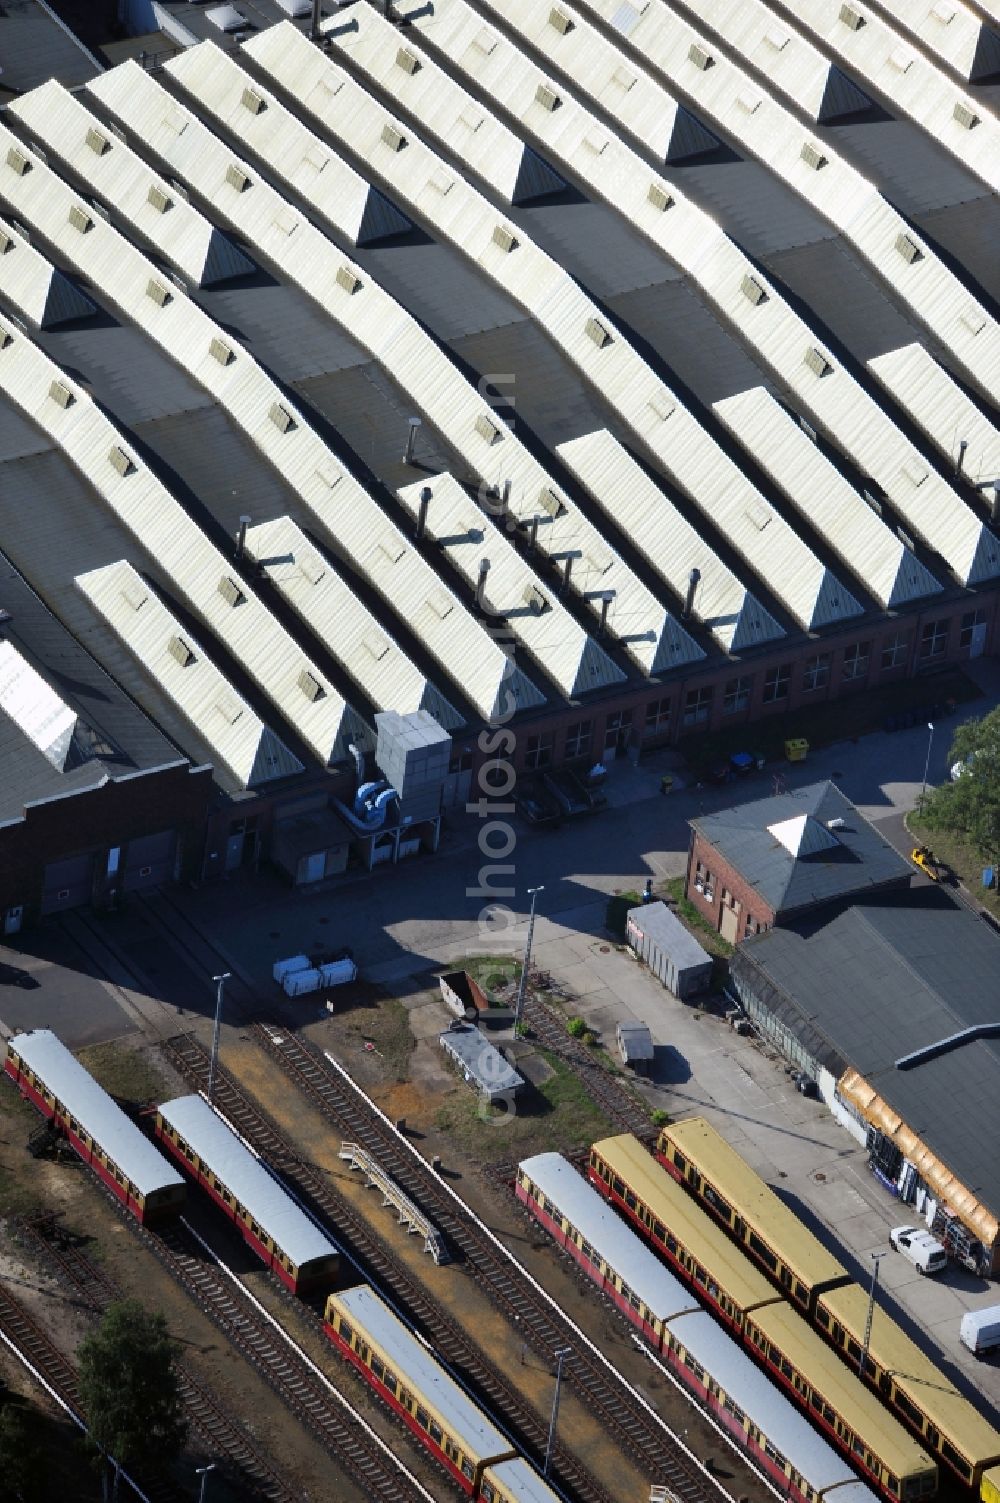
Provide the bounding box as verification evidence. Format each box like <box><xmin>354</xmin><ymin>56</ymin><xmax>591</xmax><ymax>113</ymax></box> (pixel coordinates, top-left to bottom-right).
<box><xmin>513</xmin><ymin>886</ymin><xmax>544</xmax><ymax>1033</ymax></box>
<box><xmin>207</xmin><ymin>974</ymin><xmax>231</xmax><ymax>1105</ymax></box>
<box><xmin>861</xmin><ymin>1251</ymin><xmax>885</xmax><ymax>1380</ymax></box>
<box><xmin>920</xmin><ymin>721</ymin><xmax>935</xmax><ymax>806</ymax></box>
<box><xmin>196</xmin><ymin>1463</ymin><xmax>216</xmax><ymax>1503</ymax></box>
<box><xmin>543</xmin><ymin>1347</ymin><xmax>571</xmax><ymax>1478</ymax></box>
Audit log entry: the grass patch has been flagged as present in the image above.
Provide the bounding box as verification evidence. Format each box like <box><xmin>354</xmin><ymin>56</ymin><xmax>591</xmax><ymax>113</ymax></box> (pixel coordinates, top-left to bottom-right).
<box><xmin>351</xmin><ymin>996</ymin><xmax>414</xmax><ymax>1082</ymax></box>
<box><xmin>679</xmin><ymin>668</ymin><xmax>981</xmax><ymax>777</ymax></box>
<box><xmin>605</xmin><ymin>891</ymin><xmax>640</xmax><ymax>940</ymax></box>
<box><xmin>434</xmin><ymin>1050</ymin><xmax>613</xmax><ymax>1164</ymax></box>
<box><xmin>663</xmin><ymin>878</ymin><xmax>733</xmax><ymax>960</ymax></box>
<box><xmin>906</xmin><ymin>817</ymin><xmax>1000</xmax><ymax>923</ymax></box>
<box><xmin>77</xmin><ymin>1042</ymin><xmax>169</xmax><ymax>1105</ymax></box>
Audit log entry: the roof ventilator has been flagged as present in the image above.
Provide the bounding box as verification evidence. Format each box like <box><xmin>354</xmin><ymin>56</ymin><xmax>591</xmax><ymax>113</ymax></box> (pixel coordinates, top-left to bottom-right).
<box><xmin>741</xmin><ymin>274</ymin><xmax>767</xmax><ymax>305</ymax></box>
<box><xmin>804</xmin><ymin>346</ymin><xmax>833</xmax><ymax>377</ymax></box>
<box><xmin>585</xmin><ymin>316</ymin><xmax>612</xmax><ymax>348</ymax></box>
<box><xmin>522</xmin><ymin>584</ymin><xmax>548</xmax><ymax>614</ymax></box>
<box><xmin>953</xmin><ymin>102</ymin><xmax>980</xmax><ymax>130</ymax></box>
<box><xmin>68</xmin><ymin>205</ymin><xmax>93</xmax><ymax>234</ymax></box>
<box><xmin>838</xmin><ymin>3</ymin><xmax>864</xmax><ymax>29</ymax></box>
<box><xmin>888</xmin><ymin>46</ymin><xmax>914</xmax><ymax>72</ymax></box>
<box><xmin>492</xmin><ymin>225</ymin><xmax>518</xmax><ymax>253</ymax></box>
<box><xmin>0</xmin><ymin>328</ymin><xmax>12</xmax><ymax>350</ymax></box>
<box><xmin>210</xmin><ymin>337</ymin><xmax>234</xmax><ymax>367</ymax></box>
<box><xmin>269</xmin><ymin>402</ymin><xmax>295</xmax><ymax>434</ymax></box>
<box><xmin>688</xmin><ymin>43</ymin><xmax>713</xmax><ymax>70</ymax></box>
<box><xmin>475</xmin><ymin>414</ymin><xmax>502</xmax><ymax>445</ymax></box>
<box><xmin>381</xmin><ymin>124</ymin><xmax>406</xmax><ymax>151</ymax></box>
<box><xmin>108</xmin><ymin>446</ymin><xmax>134</xmax><ymax>478</ymax></box>
<box><xmin>241</xmin><ymin>86</ymin><xmax>266</xmax><ymax>114</ymax></box>
<box><xmin>146</xmin><ymin>278</ymin><xmax>171</xmax><ymax>307</ymax></box>
<box><xmin>0</xmin><ymin>230</ymin><xmax>13</xmax><ymax>255</ymax></box>
<box><xmin>648</xmin><ymin>182</ymin><xmax>673</xmax><ymax>211</ymax></box>
<box><xmin>396</xmin><ymin>47</ymin><xmax>420</xmax><ymax>74</ymax></box>
<box><xmin>336</xmin><ymin>266</ymin><xmax>362</xmax><ymax>294</ymax></box>
<box><xmin>895</xmin><ymin>233</ymin><xmax>921</xmax><ymax>264</ymax></box>
<box><xmin>48</xmin><ymin>380</ymin><xmax>74</xmax><ymax>409</ymax></box>
<box><xmin>428</xmin><ymin>588</ymin><xmax>454</xmax><ymax>620</ymax></box>
<box><xmin>86</xmin><ymin>127</ymin><xmax>110</xmax><ymax>156</ymax></box>
<box><xmin>168</xmin><ymin>635</ymin><xmax>194</xmax><ymax>668</ymax></box>
<box><xmin>147</xmin><ymin>185</ymin><xmax>172</xmax><ymax>214</ymax></box>
<box><xmin>800</xmin><ymin>141</ymin><xmax>827</xmax><ymax>170</ymax></box>
<box><xmin>764</xmin><ymin>26</ymin><xmax>789</xmax><ymax>49</ymax></box>
<box><xmin>6</xmin><ymin>147</ymin><xmax>30</xmax><ymax>176</ymax></box>
<box><xmin>218</xmin><ymin>575</ymin><xmax>246</xmax><ymax>608</ymax></box>
<box><xmin>217</xmin><ymin>693</ymin><xmax>242</xmax><ymax>725</ymax></box>
<box><xmin>535</xmin><ymin>84</ymin><xmax>560</xmax><ymax>111</ymax></box>
<box><xmin>225</xmin><ymin>165</ymin><xmax>252</xmax><ymax>192</ymax></box>
<box><xmin>298</xmin><ymin>669</ymin><xmax>324</xmax><ymax>702</ymax></box>
<box><xmin>931</xmin><ymin>1</ymin><xmax>955</xmax><ymax>20</ymax></box>
<box><xmin>549</xmin><ymin>6</ymin><xmax>573</xmax><ymax>33</ymax></box>
<box><xmin>538</xmin><ymin>486</ymin><xmax>565</xmax><ymax>518</ymax></box>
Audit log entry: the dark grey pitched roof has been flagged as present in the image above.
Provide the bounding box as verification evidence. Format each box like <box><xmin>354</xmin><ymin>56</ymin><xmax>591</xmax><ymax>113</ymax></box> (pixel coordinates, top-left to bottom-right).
<box><xmin>691</xmin><ymin>781</ymin><xmax>912</xmax><ymax>916</ymax></box>
<box><xmin>734</xmin><ymin>892</ymin><xmax>1000</xmax><ymax>1219</ymax></box>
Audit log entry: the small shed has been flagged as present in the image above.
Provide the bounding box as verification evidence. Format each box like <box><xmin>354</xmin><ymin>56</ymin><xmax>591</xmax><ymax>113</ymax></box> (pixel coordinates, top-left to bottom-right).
<box><xmin>439</xmin><ymin>1022</ymin><xmax>524</xmax><ymax>1105</ymax></box>
<box><xmin>616</xmin><ymin>1022</ymin><xmax>654</xmax><ymax>1075</ymax></box>
<box><xmin>627</xmin><ymin>901</ymin><xmax>713</xmax><ymax>999</ymax></box>
<box><xmin>439</xmin><ymin>969</ymin><xmax>491</xmax><ymax>1019</ymax></box>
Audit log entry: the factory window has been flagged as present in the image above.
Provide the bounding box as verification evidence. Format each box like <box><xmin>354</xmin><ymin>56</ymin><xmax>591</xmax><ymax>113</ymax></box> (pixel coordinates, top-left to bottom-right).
<box><xmin>723</xmin><ymin>676</ymin><xmax>752</xmax><ymax>715</ymax></box>
<box><xmin>448</xmin><ymin>746</ymin><xmax>473</xmax><ymax>774</ymax></box>
<box><xmin>644</xmin><ymin>696</ymin><xmax>671</xmax><ymax>737</ymax></box>
<box><xmin>842</xmin><ymin>641</ymin><xmax>870</xmax><ymax>681</ymax></box>
<box><xmin>919</xmin><ymin>619</ymin><xmax>949</xmax><ymax>659</ymax></box>
<box><xmin>881</xmin><ymin>632</ymin><xmax>909</xmax><ymax>670</ymax></box>
<box><xmin>525</xmin><ymin>731</ymin><xmax>554</xmax><ymax>769</ymax></box>
<box><xmin>564</xmin><ymin>720</ymin><xmax>592</xmax><ymax>759</ymax></box>
<box><xmin>604</xmin><ymin>708</ymin><xmax>633</xmax><ymax>748</ymax></box>
<box><xmin>762</xmin><ymin>664</ymin><xmax>790</xmax><ymax>703</ymax></box>
<box><xmin>802</xmin><ymin>653</ymin><xmax>830</xmax><ymax>692</ymax></box>
<box><xmin>959</xmin><ymin>608</ymin><xmax>987</xmax><ymax>650</ymax></box>
<box><xmin>683</xmin><ymin>686</ymin><xmax>713</xmax><ymax>727</ymax></box>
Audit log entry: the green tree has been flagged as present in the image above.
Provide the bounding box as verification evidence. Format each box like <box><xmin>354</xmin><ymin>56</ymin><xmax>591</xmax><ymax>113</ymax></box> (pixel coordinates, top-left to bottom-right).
<box><xmin>77</xmin><ymin>1300</ymin><xmax>187</xmax><ymax>1498</ymax></box>
<box><xmin>920</xmin><ymin>707</ymin><xmax>1000</xmax><ymax>863</ymax></box>
<box><xmin>0</xmin><ymin>1400</ymin><xmax>47</xmax><ymax>1502</ymax></box>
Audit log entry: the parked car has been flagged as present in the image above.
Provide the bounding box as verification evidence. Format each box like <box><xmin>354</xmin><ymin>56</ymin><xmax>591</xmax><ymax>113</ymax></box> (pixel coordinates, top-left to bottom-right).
<box><xmin>889</xmin><ymin>1225</ymin><xmax>948</xmax><ymax>1275</ymax></box>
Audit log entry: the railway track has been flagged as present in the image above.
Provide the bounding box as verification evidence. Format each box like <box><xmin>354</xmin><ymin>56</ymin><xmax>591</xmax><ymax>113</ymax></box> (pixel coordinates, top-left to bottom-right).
<box><xmin>161</xmin><ymin>1034</ymin><xmax>619</xmax><ymax>1503</ymax></box>
<box><xmin>179</xmin><ymin>1027</ymin><xmax>725</xmax><ymax>1503</ymax></box>
<box><xmin>15</xmin><ymin>1215</ymin><xmax>294</xmax><ymax>1503</ymax></box>
<box><xmin>522</xmin><ymin>993</ymin><xmax>657</xmax><ymax>1141</ymax></box>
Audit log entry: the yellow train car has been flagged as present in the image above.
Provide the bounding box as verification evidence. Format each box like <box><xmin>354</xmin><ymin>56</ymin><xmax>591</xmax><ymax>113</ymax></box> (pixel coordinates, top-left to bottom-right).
<box><xmin>982</xmin><ymin>1464</ymin><xmax>1000</xmax><ymax>1503</ymax></box>
<box><xmin>817</xmin><ymin>1285</ymin><xmax>1000</xmax><ymax>1490</ymax></box>
<box><xmin>656</xmin><ymin>1116</ymin><xmax>851</xmax><ymax>1311</ymax></box>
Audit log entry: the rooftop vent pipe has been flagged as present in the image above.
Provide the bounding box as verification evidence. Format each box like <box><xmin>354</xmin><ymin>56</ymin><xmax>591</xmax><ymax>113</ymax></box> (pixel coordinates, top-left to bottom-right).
<box><xmin>416</xmin><ymin>486</ymin><xmax>432</xmax><ymax>541</ymax></box>
<box><xmin>235</xmin><ymin>514</ymin><xmax>251</xmax><ymax>560</ymax></box>
<box><xmin>561</xmin><ymin>554</ymin><xmax>574</xmax><ymax>596</ymax></box>
<box><xmin>476</xmin><ymin>557</ymin><xmax>490</xmax><ymax>609</ymax></box>
<box><xmin>992</xmin><ymin>481</ymin><xmax>1000</xmax><ymax>526</ymax></box>
<box><xmin>310</xmin><ymin>0</ymin><xmax>322</xmax><ymax>40</ymax></box>
<box><xmin>599</xmin><ymin>589</ymin><xmax>615</xmax><ymax>637</ymax></box>
<box><xmin>956</xmin><ymin>439</ymin><xmax>968</xmax><ymax>476</ymax></box>
<box><xmin>684</xmin><ymin>567</ymin><xmax>701</xmax><ymax>620</ymax></box>
<box><xmin>403</xmin><ymin>415</ymin><xmax>421</xmax><ymax>465</ymax></box>
<box><xmin>527</xmin><ymin>515</ymin><xmax>539</xmax><ymax>553</ymax></box>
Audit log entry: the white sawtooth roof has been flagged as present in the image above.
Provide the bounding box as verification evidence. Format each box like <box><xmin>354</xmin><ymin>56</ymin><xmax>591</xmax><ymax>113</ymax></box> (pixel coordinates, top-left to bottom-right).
<box><xmin>867</xmin><ymin>344</ymin><xmax>1000</xmax><ymax>487</ymax></box>
<box><xmin>9</xmin><ymin>79</ymin><xmax>255</xmax><ymax>287</ymax></box>
<box><xmin>0</xmin><ymin>317</ymin><xmax>361</xmax><ymax>766</ymax></box>
<box><xmin>564</xmin><ymin>0</ymin><xmax>999</xmax><ymax>402</ymax></box>
<box><xmin>158</xmin><ymin>1095</ymin><xmax>339</xmax><ymax>1270</ymax></box>
<box><xmin>396</xmin><ymin>473</ymin><xmax>639</xmax><ymax>693</ymax></box>
<box><xmin>712</xmin><ymin>387</ymin><xmax>942</xmax><ymax>609</ymax></box>
<box><xmin>242</xmin><ymin>517</ymin><xmax>465</xmax><ymax>730</ymax></box>
<box><xmin>0</xmin><ymin>213</ymin><xmax>96</xmax><ymax>329</ymax></box>
<box><xmin>606</xmin><ymin>0</ymin><xmax>869</xmax><ymax>120</ymax></box>
<box><xmin>10</xmin><ymin>1030</ymin><xmax>184</xmax><ymax>1199</ymax></box>
<box><xmin>260</xmin><ymin>19</ymin><xmax>851</xmax><ymax>636</ymax></box>
<box><xmin>129</xmin><ymin>47</ymin><xmax>683</xmax><ymax>677</ymax></box>
<box><xmin>76</xmin><ymin>560</ymin><xmax>305</xmax><ymax>789</ymax></box>
<box><xmin>783</xmin><ymin>0</ymin><xmax>1000</xmax><ymax>192</ymax></box>
<box><xmin>838</xmin><ymin>0</ymin><xmax>1000</xmax><ymax>82</ymax></box>
<box><xmin>556</xmin><ymin>429</ymin><xmax>785</xmax><ymax>653</ymax></box>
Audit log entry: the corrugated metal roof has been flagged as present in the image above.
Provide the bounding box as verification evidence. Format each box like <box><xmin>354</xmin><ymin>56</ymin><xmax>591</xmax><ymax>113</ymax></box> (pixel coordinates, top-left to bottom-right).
<box><xmin>441</xmin><ymin>1024</ymin><xmax>524</xmax><ymax>1095</ymax></box>
<box><xmin>519</xmin><ymin>1151</ymin><xmax>698</xmax><ymax>1319</ymax></box>
<box><xmin>839</xmin><ymin>0</ymin><xmax>1000</xmax><ymax>82</ymax></box>
<box><xmin>0</xmin><ymin>1</ymin><xmax>102</xmax><ymax>95</ymax></box>
<box><xmin>158</xmin><ymin>1095</ymin><xmax>339</xmax><ymax>1268</ymax></box>
<box><xmin>0</xmin><ymin>638</ymin><xmax>82</xmax><ymax>772</ymax></box>
<box><xmin>569</xmin><ymin>0</ymin><xmax>1000</xmax><ymax>403</ymax></box>
<box><xmin>242</xmin><ymin>516</ymin><xmax>465</xmax><ymax>730</ymax></box>
<box><xmin>712</xmin><ymin>387</ymin><xmax>943</xmax><ymax>608</ymax></box>
<box><xmin>785</xmin><ymin>0</ymin><xmax>1000</xmax><ymax>192</ymax></box>
<box><xmin>10</xmin><ymin>80</ymin><xmax>255</xmax><ymax>288</ymax></box>
<box><xmin>0</xmin><ymin>317</ymin><xmax>362</xmax><ymax>766</ymax></box>
<box><xmin>396</xmin><ymin>472</ymin><xmax>634</xmax><ymax>692</ymax></box>
<box><xmin>482</xmin><ymin>1459</ymin><xmax>562</xmax><ymax>1503</ymax></box>
<box><xmin>10</xmin><ymin>1030</ymin><xmax>184</xmax><ymax>1199</ymax></box>
<box><xmin>0</xmin><ymin>214</ymin><xmax>96</xmax><ymax>329</ymax></box>
<box><xmin>556</xmin><ymin>429</ymin><xmax>785</xmax><ymax>652</ymax></box>
<box><xmin>76</xmin><ymin>560</ymin><xmax>305</xmax><ymax>789</ymax></box>
<box><xmin>625</xmin><ymin>901</ymin><xmax>713</xmax><ymax>971</ymax></box>
<box><xmin>330</xmin><ymin>1284</ymin><xmax>513</xmax><ymax>1459</ymax></box>
<box><xmin>867</xmin><ymin>343</ymin><xmax>1000</xmax><ymax>486</ymax></box>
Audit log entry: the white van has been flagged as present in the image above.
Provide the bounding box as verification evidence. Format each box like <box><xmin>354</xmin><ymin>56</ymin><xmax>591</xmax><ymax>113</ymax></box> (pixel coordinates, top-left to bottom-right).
<box><xmin>890</xmin><ymin>1225</ymin><xmax>948</xmax><ymax>1275</ymax></box>
<box><xmin>960</xmin><ymin>1305</ymin><xmax>1000</xmax><ymax>1357</ymax></box>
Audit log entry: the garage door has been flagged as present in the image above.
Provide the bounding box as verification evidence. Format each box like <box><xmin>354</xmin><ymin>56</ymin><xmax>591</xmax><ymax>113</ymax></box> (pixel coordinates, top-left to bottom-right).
<box><xmin>122</xmin><ymin>831</ymin><xmax>176</xmax><ymax>893</ymax></box>
<box><xmin>41</xmin><ymin>853</ymin><xmax>95</xmax><ymax>914</ymax></box>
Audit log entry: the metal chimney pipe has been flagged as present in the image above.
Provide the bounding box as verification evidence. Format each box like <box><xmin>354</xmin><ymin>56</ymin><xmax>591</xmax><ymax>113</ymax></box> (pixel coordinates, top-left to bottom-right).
<box><xmin>561</xmin><ymin>554</ymin><xmax>574</xmax><ymax>596</ymax></box>
<box><xmin>310</xmin><ymin>0</ymin><xmax>322</xmax><ymax>40</ymax></box>
<box><xmin>992</xmin><ymin>481</ymin><xmax>1000</xmax><ymax>526</ymax></box>
<box><xmin>476</xmin><ymin>557</ymin><xmax>490</xmax><ymax>609</ymax></box>
<box><xmin>683</xmin><ymin>567</ymin><xmax>701</xmax><ymax>620</ymax></box>
<box><xmin>403</xmin><ymin>415</ymin><xmax>421</xmax><ymax>465</ymax></box>
<box><xmin>527</xmin><ymin>515</ymin><xmax>539</xmax><ymax>553</ymax></box>
<box><xmin>599</xmin><ymin>589</ymin><xmax>615</xmax><ymax>637</ymax></box>
<box><xmin>416</xmin><ymin>486</ymin><xmax>432</xmax><ymax>541</ymax></box>
<box><xmin>236</xmin><ymin>514</ymin><xmax>251</xmax><ymax>560</ymax></box>
<box><xmin>956</xmin><ymin>439</ymin><xmax>968</xmax><ymax>476</ymax></box>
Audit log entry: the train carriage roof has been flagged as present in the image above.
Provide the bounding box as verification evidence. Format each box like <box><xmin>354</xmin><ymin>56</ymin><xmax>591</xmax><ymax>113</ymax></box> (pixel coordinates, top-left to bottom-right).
<box><xmin>660</xmin><ymin>1118</ymin><xmax>849</xmax><ymax>1291</ymax></box>
<box><xmin>751</xmin><ymin>1303</ymin><xmax>936</xmax><ymax>1479</ymax></box>
<box><xmin>482</xmin><ymin>1456</ymin><xmax>563</xmax><ymax>1502</ymax></box>
<box><xmin>819</xmin><ymin>1286</ymin><xmax>1000</xmax><ymax>1467</ymax></box>
<box><xmin>592</xmin><ymin>1135</ymin><xmax>780</xmax><ymax>1313</ymax></box>
<box><xmin>667</xmin><ymin>1308</ymin><xmax>878</xmax><ymax>1498</ymax></box>
<box><xmin>9</xmin><ymin>1030</ymin><xmax>183</xmax><ymax>1199</ymax></box>
<box><xmin>329</xmin><ymin>1285</ymin><xmax>514</xmax><ymax>1463</ymax></box>
<box><xmin>520</xmin><ymin>1152</ymin><xmax>698</xmax><ymax>1321</ymax></box>
<box><xmin>157</xmin><ymin>1095</ymin><xmax>337</xmax><ymax>1269</ymax></box>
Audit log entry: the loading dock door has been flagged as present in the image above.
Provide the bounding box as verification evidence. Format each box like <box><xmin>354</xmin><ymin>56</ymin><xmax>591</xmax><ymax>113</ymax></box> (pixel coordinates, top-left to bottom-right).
<box><xmin>720</xmin><ymin>905</ymin><xmax>739</xmax><ymax>945</ymax></box>
<box><xmin>41</xmin><ymin>853</ymin><xmax>95</xmax><ymax>914</ymax></box>
<box><xmin>122</xmin><ymin>831</ymin><xmax>176</xmax><ymax>892</ymax></box>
